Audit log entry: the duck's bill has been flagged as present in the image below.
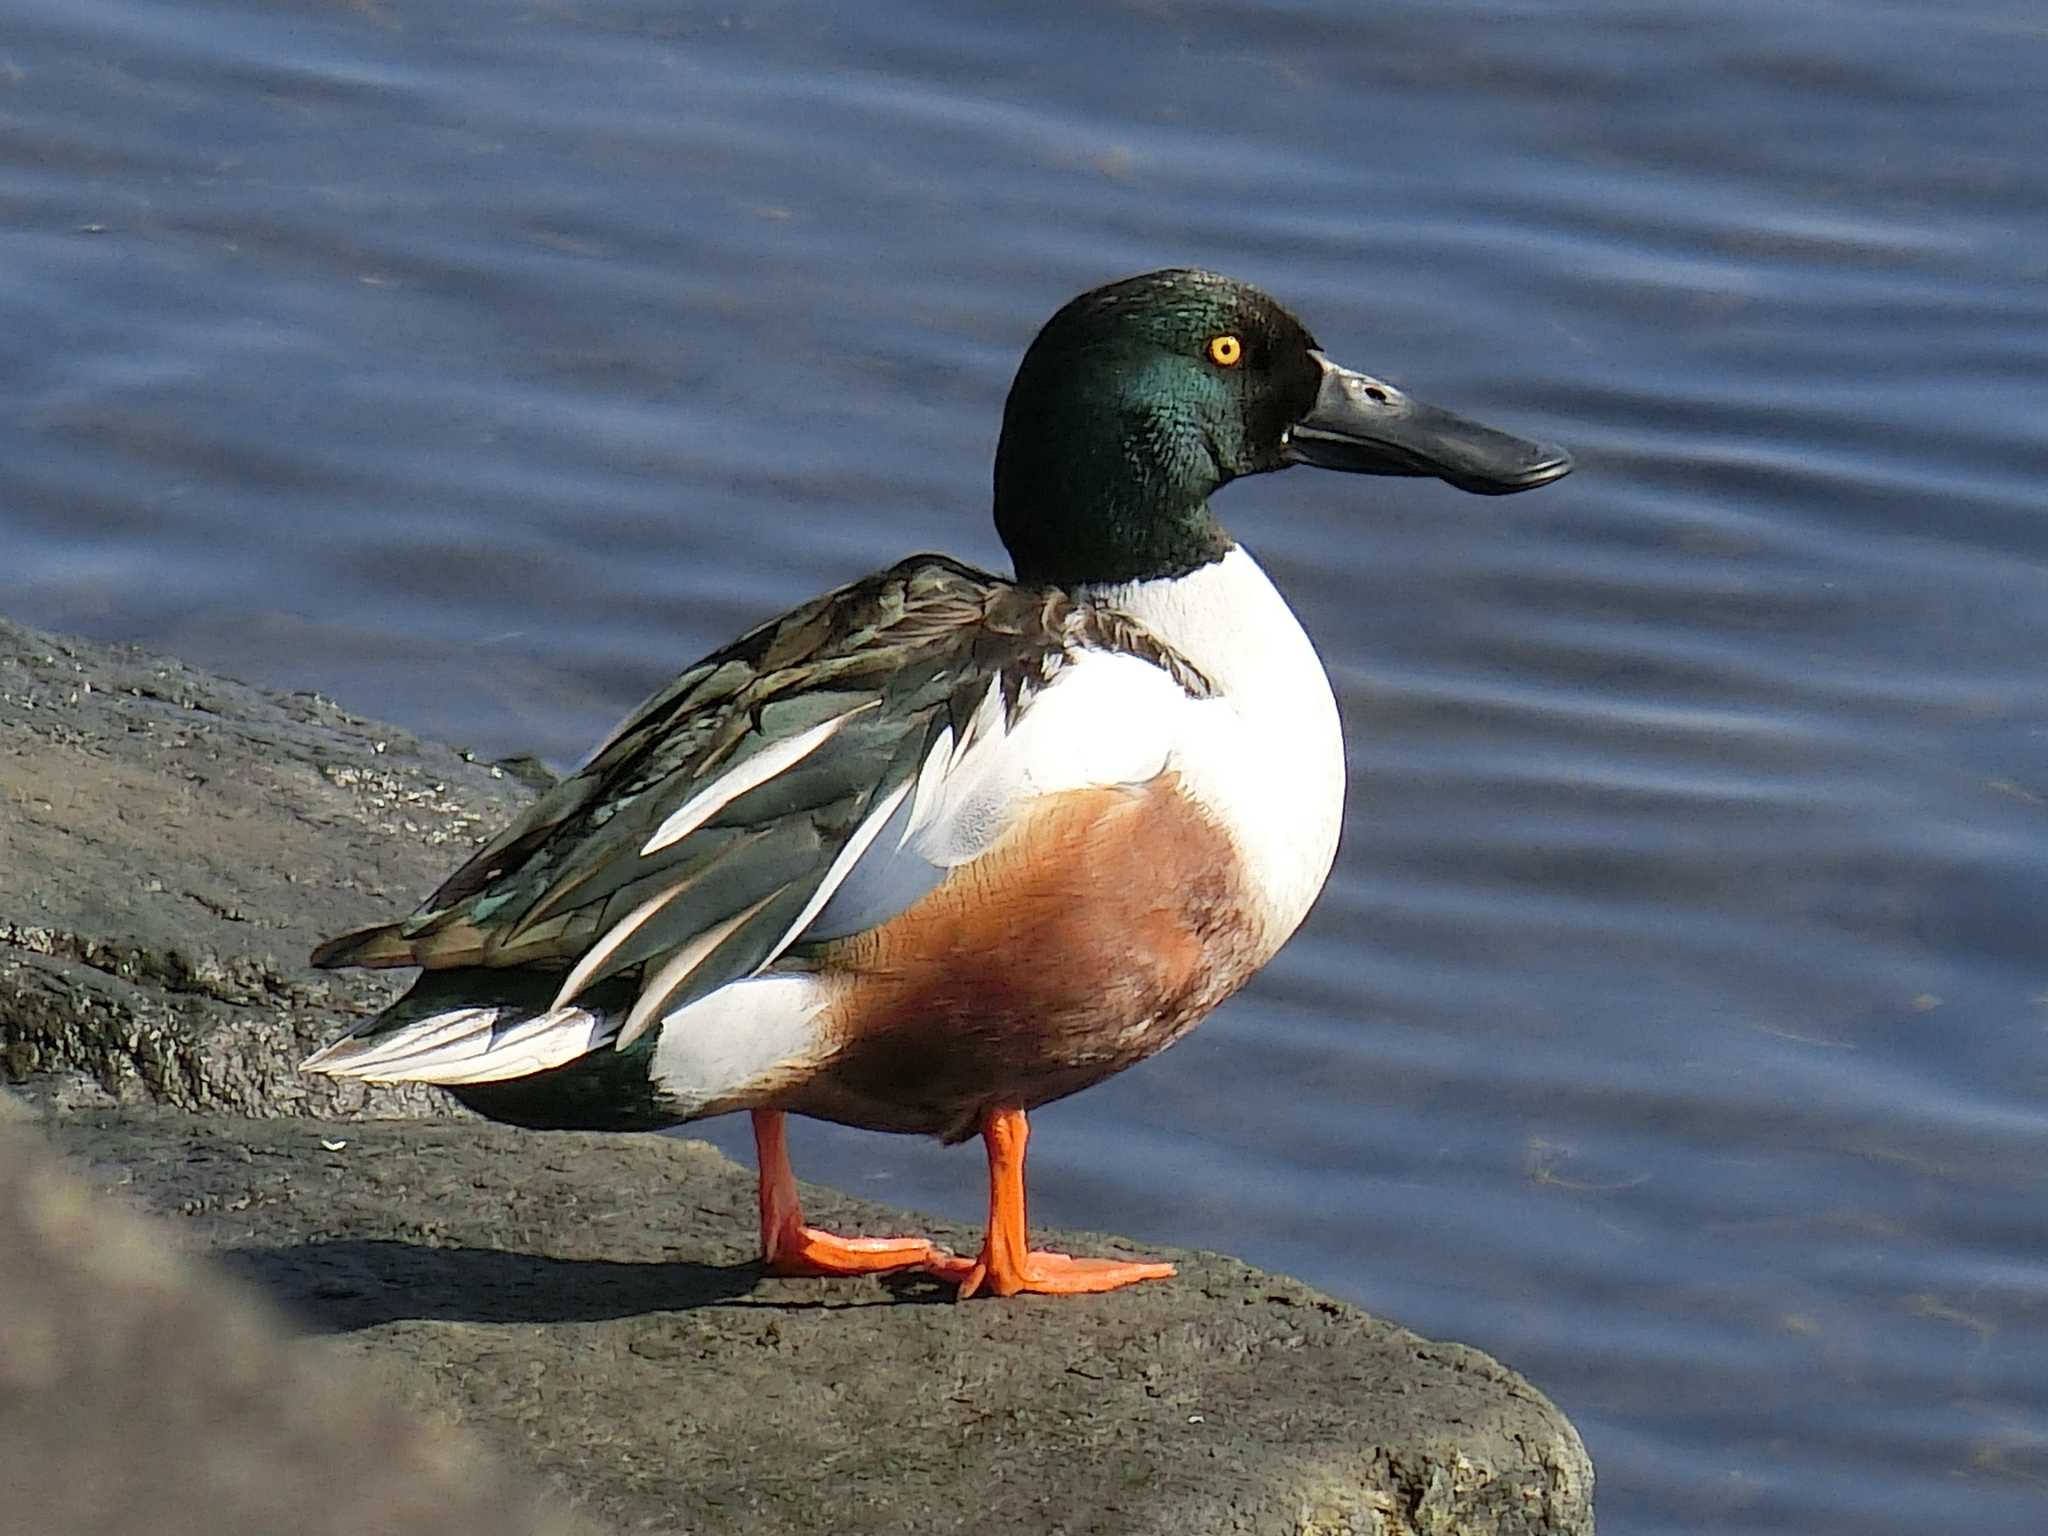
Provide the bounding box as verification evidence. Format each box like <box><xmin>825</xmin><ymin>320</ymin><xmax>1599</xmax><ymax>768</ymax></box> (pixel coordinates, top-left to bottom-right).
<box><xmin>1283</xmin><ymin>352</ymin><xmax>1572</xmax><ymax>495</ymax></box>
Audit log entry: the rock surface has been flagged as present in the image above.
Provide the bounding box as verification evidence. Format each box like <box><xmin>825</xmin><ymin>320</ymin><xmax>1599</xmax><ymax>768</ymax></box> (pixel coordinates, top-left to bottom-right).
<box><xmin>2</xmin><ymin>615</ymin><xmax>1595</xmax><ymax>1534</ymax></box>
<box><xmin>0</xmin><ymin>1092</ymin><xmax>599</xmax><ymax>1536</ymax></box>
<box><xmin>0</xmin><ymin>614</ymin><xmax>536</xmax><ymax>1118</ymax></box>
<box><xmin>40</xmin><ymin>1104</ymin><xmax>1593</xmax><ymax>1536</ymax></box>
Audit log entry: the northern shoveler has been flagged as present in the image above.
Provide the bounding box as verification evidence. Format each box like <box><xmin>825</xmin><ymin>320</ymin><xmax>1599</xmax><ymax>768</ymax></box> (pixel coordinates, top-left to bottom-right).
<box><xmin>304</xmin><ymin>269</ymin><xmax>1572</xmax><ymax>1298</ymax></box>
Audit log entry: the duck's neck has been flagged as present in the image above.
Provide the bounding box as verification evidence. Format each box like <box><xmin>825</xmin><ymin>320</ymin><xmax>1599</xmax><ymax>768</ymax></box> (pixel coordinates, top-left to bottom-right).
<box><xmin>993</xmin><ymin>381</ymin><xmax>1232</xmax><ymax>587</ymax></box>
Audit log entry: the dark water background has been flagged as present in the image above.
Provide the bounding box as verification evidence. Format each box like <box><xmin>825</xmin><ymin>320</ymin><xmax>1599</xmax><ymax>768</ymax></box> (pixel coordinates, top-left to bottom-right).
<box><xmin>6</xmin><ymin>1</ymin><xmax>2047</xmax><ymax>1529</ymax></box>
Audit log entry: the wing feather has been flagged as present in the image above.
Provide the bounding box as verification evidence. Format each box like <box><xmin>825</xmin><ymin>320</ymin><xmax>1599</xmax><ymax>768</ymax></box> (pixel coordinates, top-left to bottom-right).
<box><xmin>311</xmin><ymin>554</ymin><xmax>1217</xmax><ymax>1064</ymax></box>
<box><xmin>641</xmin><ymin>704</ymin><xmax>874</xmax><ymax>855</ymax></box>
<box><xmin>618</xmin><ymin>892</ymin><xmax>780</xmax><ymax>1048</ymax></box>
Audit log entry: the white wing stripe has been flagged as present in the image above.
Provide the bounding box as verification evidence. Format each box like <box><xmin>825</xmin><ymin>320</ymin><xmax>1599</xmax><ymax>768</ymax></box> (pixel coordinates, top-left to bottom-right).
<box><xmin>551</xmin><ymin>875</ymin><xmax>692</xmax><ymax>1012</ymax></box>
<box><xmin>906</xmin><ymin>724</ymin><xmax>955</xmax><ymax>840</ymax></box>
<box><xmin>769</xmin><ymin>779</ymin><xmax>913</xmax><ymax>954</ymax></box>
<box><xmin>617</xmin><ymin>893</ymin><xmax>777</xmax><ymax>1050</ymax></box>
<box><xmin>639</xmin><ymin>702</ymin><xmax>877</xmax><ymax>857</ymax></box>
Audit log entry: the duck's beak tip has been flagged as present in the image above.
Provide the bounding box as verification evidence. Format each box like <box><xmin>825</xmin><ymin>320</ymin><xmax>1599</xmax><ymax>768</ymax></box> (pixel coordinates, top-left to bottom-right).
<box><xmin>1285</xmin><ymin>353</ymin><xmax>1573</xmax><ymax>496</ymax></box>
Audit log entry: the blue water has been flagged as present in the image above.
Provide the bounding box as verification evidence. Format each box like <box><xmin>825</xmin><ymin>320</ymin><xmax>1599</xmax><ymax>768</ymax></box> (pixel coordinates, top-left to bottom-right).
<box><xmin>5</xmin><ymin>1</ymin><xmax>2046</xmax><ymax>1529</ymax></box>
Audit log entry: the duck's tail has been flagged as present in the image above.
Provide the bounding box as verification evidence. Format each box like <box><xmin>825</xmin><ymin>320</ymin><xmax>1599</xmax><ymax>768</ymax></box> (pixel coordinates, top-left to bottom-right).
<box><xmin>301</xmin><ymin>970</ymin><xmax>618</xmax><ymax>1086</ymax></box>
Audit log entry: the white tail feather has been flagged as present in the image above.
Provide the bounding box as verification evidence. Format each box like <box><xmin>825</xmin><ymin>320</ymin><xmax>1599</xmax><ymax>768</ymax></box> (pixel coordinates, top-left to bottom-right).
<box><xmin>300</xmin><ymin>1005</ymin><xmax>615</xmax><ymax>1085</ymax></box>
<box><xmin>301</xmin><ymin>1006</ymin><xmax>501</xmax><ymax>1075</ymax></box>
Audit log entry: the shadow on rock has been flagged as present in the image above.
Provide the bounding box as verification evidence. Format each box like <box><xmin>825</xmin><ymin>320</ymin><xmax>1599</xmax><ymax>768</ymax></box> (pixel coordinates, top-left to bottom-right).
<box><xmin>222</xmin><ymin>1237</ymin><xmax>965</xmax><ymax>1329</ymax></box>
<box><xmin>221</xmin><ymin>1237</ymin><xmax>764</xmax><ymax>1328</ymax></box>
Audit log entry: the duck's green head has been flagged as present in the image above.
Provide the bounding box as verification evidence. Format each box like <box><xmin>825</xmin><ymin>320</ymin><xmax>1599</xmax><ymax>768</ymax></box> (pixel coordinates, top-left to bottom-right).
<box><xmin>993</xmin><ymin>268</ymin><xmax>1572</xmax><ymax>587</ymax></box>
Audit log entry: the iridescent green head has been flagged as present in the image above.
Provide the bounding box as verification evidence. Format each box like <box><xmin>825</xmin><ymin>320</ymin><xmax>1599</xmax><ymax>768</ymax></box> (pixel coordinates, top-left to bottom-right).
<box><xmin>993</xmin><ymin>268</ymin><xmax>1571</xmax><ymax>588</ymax></box>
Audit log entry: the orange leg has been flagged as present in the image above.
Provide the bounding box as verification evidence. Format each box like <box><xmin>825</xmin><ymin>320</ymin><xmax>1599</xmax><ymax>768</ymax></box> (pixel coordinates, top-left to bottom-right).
<box><xmin>753</xmin><ymin>1110</ymin><xmax>941</xmax><ymax>1277</ymax></box>
<box><xmin>921</xmin><ymin>1106</ymin><xmax>1176</xmax><ymax>1299</ymax></box>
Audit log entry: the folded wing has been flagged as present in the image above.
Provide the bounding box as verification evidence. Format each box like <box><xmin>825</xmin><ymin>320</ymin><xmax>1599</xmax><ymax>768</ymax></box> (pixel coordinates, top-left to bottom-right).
<box><xmin>307</xmin><ymin>555</ymin><xmax>1211</xmax><ymax>1081</ymax></box>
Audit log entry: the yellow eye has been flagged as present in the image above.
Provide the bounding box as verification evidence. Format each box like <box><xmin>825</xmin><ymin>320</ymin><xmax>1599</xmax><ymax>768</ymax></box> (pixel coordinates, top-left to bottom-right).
<box><xmin>1207</xmin><ymin>334</ymin><xmax>1243</xmax><ymax>368</ymax></box>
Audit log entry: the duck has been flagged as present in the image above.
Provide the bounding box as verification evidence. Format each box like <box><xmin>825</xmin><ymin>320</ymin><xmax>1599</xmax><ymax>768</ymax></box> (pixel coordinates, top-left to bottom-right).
<box><xmin>303</xmin><ymin>268</ymin><xmax>1572</xmax><ymax>1298</ymax></box>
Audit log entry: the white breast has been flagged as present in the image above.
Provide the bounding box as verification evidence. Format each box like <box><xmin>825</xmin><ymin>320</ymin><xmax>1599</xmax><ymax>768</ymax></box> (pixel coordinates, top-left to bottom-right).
<box><xmin>1084</xmin><ymin>545</ymin><xmax>1345</xmax><ymax>955</ymax></box>
<box><xmin>773</xmin><ymin>544</ymin><xmax>1343</xmax><ymax>965</ymax></box>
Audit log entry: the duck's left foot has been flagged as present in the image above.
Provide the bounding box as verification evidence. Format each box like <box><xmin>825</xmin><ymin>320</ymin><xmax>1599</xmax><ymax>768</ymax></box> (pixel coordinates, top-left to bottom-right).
<box><xmin>924</xmin><ymin>1246</ymin><xmax>1176</xmax><ymax>1299</ymax></box>
<box><xmin>763</xmin><ymin>1224</ymin><xmax>944</xmax><ymax>1278</ymax></box>
<box><xmin>752</xmin><ymin>1109</ymin><xmax>942</xmax><ymax>1278</ymax></box>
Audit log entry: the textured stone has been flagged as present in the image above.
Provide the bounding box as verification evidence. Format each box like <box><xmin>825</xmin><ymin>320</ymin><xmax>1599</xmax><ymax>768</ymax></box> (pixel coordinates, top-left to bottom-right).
<box><xmin>44</xmin><ymin>1108</ymin><xmax>1594</xmax><ymax>1536</ymax></box>
<box><xmin>0</xmin><ymin>1103</ymin><xmax>600</xmax><ymax>1536</ymax></box>
<box><xmin>0</xmin><ymin>615</ymin><xmax>534</xmax><ymax>1117</ymax></box>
